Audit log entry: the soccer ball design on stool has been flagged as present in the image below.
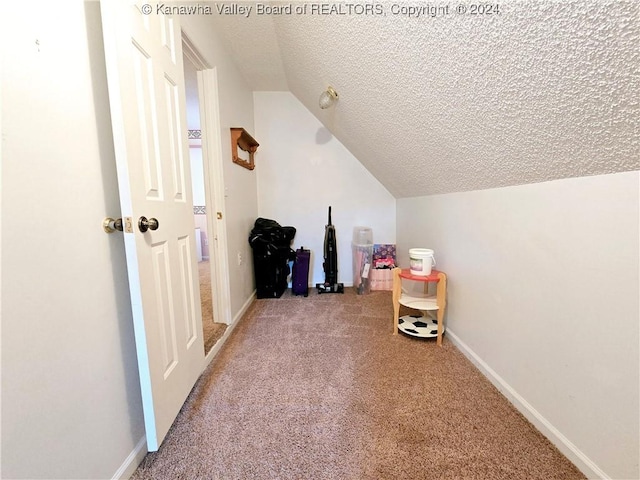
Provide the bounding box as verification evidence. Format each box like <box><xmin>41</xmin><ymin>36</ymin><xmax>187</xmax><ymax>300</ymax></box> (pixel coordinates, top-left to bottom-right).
<box><xmin>397</xmin><ymin>314</ymin><xmax>445</xmax><ymax>338</ymax></box>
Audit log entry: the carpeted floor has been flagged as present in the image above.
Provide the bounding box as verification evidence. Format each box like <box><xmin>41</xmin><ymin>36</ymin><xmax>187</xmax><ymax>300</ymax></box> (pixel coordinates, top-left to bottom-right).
<box><xmin>132</xmin><ymin>288</ymin><xmax>585</xmax><ymax>480</ymax></box>
<box><xmin>199</xmin><ymin>260</ymin><xmax>227</xmax><ymax>353</ymax></box>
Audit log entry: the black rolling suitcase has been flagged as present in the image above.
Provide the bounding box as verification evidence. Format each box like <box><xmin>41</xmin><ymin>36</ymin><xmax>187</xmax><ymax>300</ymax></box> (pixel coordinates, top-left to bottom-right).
<box><xmin>292</xmin><ymin>247</ymin><xmax>310</xmax><ymax>297</ymax></box>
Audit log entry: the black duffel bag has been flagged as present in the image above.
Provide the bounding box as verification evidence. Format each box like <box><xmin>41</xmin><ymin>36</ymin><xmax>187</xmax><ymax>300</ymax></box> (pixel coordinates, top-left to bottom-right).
<box><xmin>248</xmin><ymin>218</ymin><xmax>296</xmax><ymax>255</ymax></box>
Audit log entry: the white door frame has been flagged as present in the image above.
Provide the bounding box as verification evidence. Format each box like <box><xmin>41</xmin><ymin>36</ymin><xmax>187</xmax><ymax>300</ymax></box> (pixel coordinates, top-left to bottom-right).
<box><xmin>182</xmin><ymin>35</ymin><xmax>232</xmax><ymax>337</ymax></box>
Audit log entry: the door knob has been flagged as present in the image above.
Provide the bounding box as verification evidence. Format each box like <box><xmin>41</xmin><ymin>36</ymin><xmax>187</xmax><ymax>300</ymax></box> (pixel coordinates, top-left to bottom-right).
<box><xmin>138</xmin><ymin>216</ymin><xmax>159</xmax><ymax>233</ymax></box>
<box><xmin>103</xmin><ymin>217</ymin><xmax>123</xmax><ymax>233</ymax></box>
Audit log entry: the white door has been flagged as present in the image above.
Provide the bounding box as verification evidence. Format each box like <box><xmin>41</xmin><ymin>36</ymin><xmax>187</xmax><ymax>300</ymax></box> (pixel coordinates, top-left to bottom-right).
<box><xmin>100</xmin><ymin>1</ymin><xmax>205</xmax><ymax>451</ymax></box>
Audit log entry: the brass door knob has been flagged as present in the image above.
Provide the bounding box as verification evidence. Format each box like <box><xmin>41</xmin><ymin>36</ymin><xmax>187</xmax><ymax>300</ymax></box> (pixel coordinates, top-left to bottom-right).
<box><xmin>103</xmin><ymin>217</ymin><xmax>123</xmax><ymax>233</ymax></box>
<box><xmin>138</xmin><ymin>216</ymin><xmax>159</xmax><ymax>233</ymax></box>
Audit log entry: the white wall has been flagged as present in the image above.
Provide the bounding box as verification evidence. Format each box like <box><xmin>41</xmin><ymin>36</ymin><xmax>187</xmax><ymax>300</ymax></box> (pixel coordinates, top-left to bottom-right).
<box><xmin>254</xmin><ymin>92</ymin><xmax>396</xmax><ymax>286</ymax></box>
<box><xmin>189</xmin><ymin>147</ymin><xmax>206</xmax><ymax>206</ymax></box>
<box><xmin>397</xmin><ymin>171</ymin><xmax>639</xmax><ymax>480</ymax></box>
<box><xmin>1</xmin><ymin>2</ymin><xmax>145</xmax><ymax>478</ymax></box>
<box><xmin>181</xmin><ymin>16</ymin><xmax>258</xmax><ymax>318</ymax></box>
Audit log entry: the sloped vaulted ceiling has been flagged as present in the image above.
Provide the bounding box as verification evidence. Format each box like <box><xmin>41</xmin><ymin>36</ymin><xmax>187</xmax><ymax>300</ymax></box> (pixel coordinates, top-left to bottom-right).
<box><xmin>211</xmin><ymin>1</ymin><xmax>639</xmax><ymax>198</ymax></box>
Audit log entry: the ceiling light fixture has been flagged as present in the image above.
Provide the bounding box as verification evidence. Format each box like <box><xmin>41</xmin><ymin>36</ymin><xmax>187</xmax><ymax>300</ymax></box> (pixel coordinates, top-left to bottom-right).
<box><xmin>319</xmin><ymin>86</ymin><xmax>339</xmax><ymax>109</ymax></box>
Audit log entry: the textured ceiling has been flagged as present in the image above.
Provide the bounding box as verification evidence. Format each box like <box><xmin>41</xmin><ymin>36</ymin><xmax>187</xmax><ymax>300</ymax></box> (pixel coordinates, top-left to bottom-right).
<box><xmin>212</xmin><ymin>0</ymin><xmax>639</xmax><ymax>197</ymax></box>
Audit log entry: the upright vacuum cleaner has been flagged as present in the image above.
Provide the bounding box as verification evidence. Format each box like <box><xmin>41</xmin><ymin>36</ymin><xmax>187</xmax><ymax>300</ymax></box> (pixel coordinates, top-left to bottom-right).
<box><xmin>316</xmin><ymin>206</ymin><xmax>344</xmax><ymax>294</ymax></box>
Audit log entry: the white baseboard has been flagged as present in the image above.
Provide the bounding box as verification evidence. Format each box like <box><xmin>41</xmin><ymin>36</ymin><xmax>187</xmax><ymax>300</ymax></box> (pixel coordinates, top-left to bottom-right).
<box><xmin>446</xmin><ymin>329</ymin><xmax>609</xmax><ymax>480</ymax></box>
<box><xmin>234</xmin><ymin>290</ymin><xmax>257</xmax><ymax>325</ymax></box>
<box><xmin>112</xmin><ymin>436</ymin><xmax>146</xmax><ymax>479</ymax></box>
<box><xmin>204</xmin><ymin>290</ymin><xmax>256</xmax><ymax>366</ymax></box>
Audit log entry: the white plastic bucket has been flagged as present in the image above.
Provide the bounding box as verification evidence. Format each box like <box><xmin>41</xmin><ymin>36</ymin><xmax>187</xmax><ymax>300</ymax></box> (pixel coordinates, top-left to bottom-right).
<box><xmin>409</xmin><ymin>248</ymin><xmax>436</xmax><ymax>276</ymax></box>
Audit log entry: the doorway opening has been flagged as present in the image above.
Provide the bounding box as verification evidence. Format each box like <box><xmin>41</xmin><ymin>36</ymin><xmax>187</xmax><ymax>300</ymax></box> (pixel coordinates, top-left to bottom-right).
<box><xmin>182</xmin><ymin>47</ymin><xmax>227</xmax><ymax>354</ymax></box>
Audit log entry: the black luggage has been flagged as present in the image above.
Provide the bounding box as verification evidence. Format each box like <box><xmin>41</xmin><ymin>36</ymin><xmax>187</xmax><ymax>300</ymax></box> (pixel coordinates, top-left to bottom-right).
<box><xmin>248</xmin><ymin>218</ymin><xmax>296</xmax><ymax>299</ymax></box>
<box><xmin>292</xmin><ymin>247</ymin><xmax>310</xmax><ymax>297</ymax></box>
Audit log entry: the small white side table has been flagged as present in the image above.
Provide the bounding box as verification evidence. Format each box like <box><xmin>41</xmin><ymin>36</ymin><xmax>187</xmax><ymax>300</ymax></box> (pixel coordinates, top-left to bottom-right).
<box><xmin>392</xmin><ymin>268</ymin><xmax>447</xmax><ymax>346</ymax></box>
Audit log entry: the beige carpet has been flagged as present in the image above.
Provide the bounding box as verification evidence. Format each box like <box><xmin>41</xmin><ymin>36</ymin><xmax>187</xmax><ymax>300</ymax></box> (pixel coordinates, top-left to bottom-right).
<box><xmin>132</xmin><ymin>288</ymin><xmax>585</xmax><ymax>480</ymax></box>
<box><xmin>199</xmin><ymin>260</ymin><xmax>227</xmax><ymax>353</ymax></box>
